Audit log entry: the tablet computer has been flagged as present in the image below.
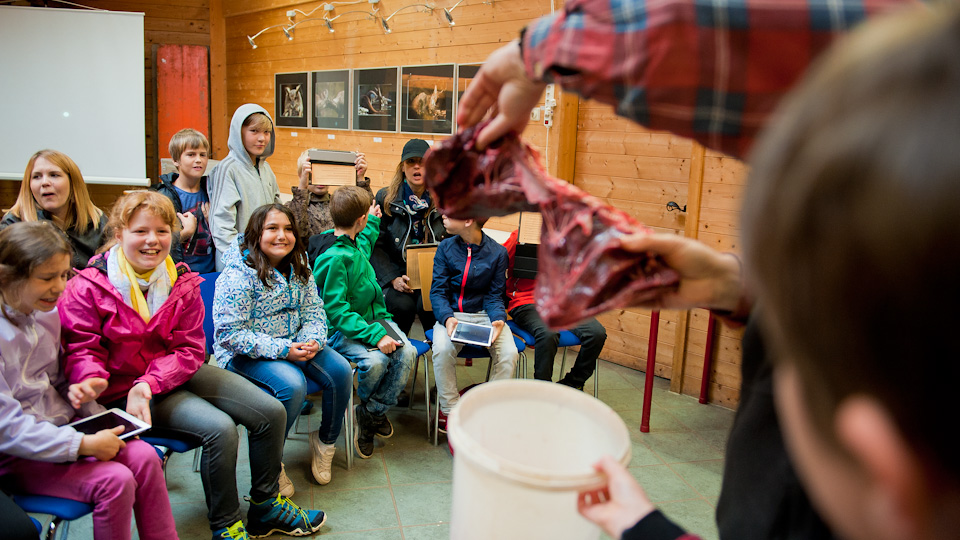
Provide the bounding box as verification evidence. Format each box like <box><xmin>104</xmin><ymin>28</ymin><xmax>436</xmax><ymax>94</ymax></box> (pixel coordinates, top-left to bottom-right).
<box><xmin>67</xmin><ymin>408</ymin><xmax>151</xmax><ymax>440</ymax></box>
<box><xmin>451</xmin><ymin>321</ymin><xmax>494</xmax><ymax>347</ymax></box>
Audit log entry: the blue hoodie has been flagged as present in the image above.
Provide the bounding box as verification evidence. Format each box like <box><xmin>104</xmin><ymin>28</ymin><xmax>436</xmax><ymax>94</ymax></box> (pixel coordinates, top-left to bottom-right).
<box><xmin>430</xmin><ymin>233</ymin><xmax>509</xmax><ymax>325</ymax></box>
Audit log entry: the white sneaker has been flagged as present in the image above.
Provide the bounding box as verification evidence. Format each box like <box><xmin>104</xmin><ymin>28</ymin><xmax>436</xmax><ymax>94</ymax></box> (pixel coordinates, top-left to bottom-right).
<box><xmin>310</xmin><ymin>430</ymin><xmax>336</xmax><ymax>485</ymax></box>
<box><xmin>278</xmin><ymin>462</ymin><xmax>295</xmax><ymax>498</ymax></box>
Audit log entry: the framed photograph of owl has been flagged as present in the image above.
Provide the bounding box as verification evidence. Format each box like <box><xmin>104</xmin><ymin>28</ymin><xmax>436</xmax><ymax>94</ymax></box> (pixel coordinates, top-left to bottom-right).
<box><xmin>275</xmin><ymin>72</ymin><xmax>309</xmax><ymax>128</ymax></box>
<box><xmin>311</xmin><ymin>69</ymin><xmax>350</xmax><ymax>130</ymax></box>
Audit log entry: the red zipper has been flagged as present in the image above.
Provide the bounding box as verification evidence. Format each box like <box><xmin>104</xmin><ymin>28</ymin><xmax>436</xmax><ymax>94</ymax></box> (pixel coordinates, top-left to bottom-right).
<box><xmin>458</xmin><ymin>246</ymin><xmax>472</xmax><ymax>312</ymax></box>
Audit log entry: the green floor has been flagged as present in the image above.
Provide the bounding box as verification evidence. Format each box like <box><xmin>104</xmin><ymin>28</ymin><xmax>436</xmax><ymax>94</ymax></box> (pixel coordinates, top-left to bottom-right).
<box><xmin>39</xmin><ymin>355</ymin><xmax>735</xmax><ymax>540</ymax></box>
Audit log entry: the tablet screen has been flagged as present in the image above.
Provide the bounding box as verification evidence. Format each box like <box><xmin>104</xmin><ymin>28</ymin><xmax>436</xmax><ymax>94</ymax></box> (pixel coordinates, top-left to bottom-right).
<box><xmin>452</xmin><ymin>322</ymin><xmax>494</xmax><ymax>347</ymax></box>
<box><xmin>68</xmin><ymin>409</ymin><xmax>150</xmax><ymax>440</ymax></box>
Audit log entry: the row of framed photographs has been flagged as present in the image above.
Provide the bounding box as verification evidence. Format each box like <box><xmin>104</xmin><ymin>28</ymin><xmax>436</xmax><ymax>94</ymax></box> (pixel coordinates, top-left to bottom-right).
<box><xmin>274</xmin><ymin>64</ymin><xmax>481</xmax><ymax>135</ymax></box>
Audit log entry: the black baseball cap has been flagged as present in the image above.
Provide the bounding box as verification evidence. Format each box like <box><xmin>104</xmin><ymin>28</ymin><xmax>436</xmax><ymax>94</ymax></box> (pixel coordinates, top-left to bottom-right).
<box><xmin>401</xmin><ymin>139</ymin><xmax>430</xmax><ymax>162</ymax></box>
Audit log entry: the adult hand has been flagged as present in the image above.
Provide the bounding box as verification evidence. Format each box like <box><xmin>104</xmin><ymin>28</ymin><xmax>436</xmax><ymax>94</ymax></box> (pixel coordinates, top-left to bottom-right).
<box><xmin>457</xmin><ymin>40</ymin><xmax>547</xmax><ymax>150</ymax></box>
<box><xmin>577</xmin><ymin>455</ymin><xmax>656</xmax><ymax>539</ymax></box>
<box><xmin>445</xmin><ymin>317</ymin><xmax>459</xmax><ymax>338</ymax></box>
<box><xmin>177</xmin><ymin>211</ymin><xmax>198</xmax><ymax>241</ymax></box>
<box><xmin>376</xmin><ymin>335</ymin><xmax>402</xmax><ymax>354</ymax></box>
<box><xmin>301</xmin><ymin>339</ymin><xmax>320</xmax><ymax>360</ymax></box>
<box><xmin>391</xmin><ymin>275</ymin><xmax>413</xmax><ymax>293</ymax></box>
<box><xmin>126</xmin><ymin>382</ymin><xmax>153</xmax><ymax>426</ymax></box>
<box><xmin>298</xmin><ymin>155</ymin><xmax>312</xmax><ymax>190</ymax></box>
<box><xmin>286</xmin><ymin>342</ymin><xmax>312</xmax><ymax>362</ymax></box>
<box><xmin>78</xmin><ymin>426</ymin><xmax>126</xmax><ymax>461</ymax></box>
<box><xmin>620</xmin><ymin>232</ymin><xmax>743</xmax><ymax>312</ymax></box>
<box><xmin>355</xmin><ymin>151</ymin><xmax>368</xmax><ymax>180</ymax></box>
<box><xmin>67</xmin><ymin>377</ymin><xmax>108</xmax><ymax>409</ymax></box>
<box><xmin>490</xmin><ymin>320</ymin><xmax>505</xmax><ymax>343</ymax></box>
<box><xmin>369</xmin><ymin>203</ymin><xmax>382</xmax><ymax>219</ymax></box>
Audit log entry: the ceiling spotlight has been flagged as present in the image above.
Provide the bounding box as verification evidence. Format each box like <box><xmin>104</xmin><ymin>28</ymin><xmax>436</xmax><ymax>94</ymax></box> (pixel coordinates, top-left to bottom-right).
<box><xmin>324</xmin><ymin>19</ymin><xmax>335</xmax><ymax>32</ymax></box>
<box><xmin>282</xmin><ymin>26</ymin><xmax>294</xmax><ymax>40</ymax></box>
<box><xmin>443</xmin><ymin>8</ymin><xmax>455</xmax><ymax>25</ymax></box>
<box><xmin>247</xmin><ymin>36</ymin><xmax>258</xmax><ymax>49</ymax></box>
<box><xmin>380</xmin><ymin>16</ymin><xmax>391</xmax><ymax>33</ymax></box>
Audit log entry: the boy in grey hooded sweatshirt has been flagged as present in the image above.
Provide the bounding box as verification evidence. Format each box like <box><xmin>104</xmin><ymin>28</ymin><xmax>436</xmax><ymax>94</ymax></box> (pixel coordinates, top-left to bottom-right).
<box><xmin>208</xmin><ymin>104</ymin><xmax>281</xmax><ymax>270</ymax></box>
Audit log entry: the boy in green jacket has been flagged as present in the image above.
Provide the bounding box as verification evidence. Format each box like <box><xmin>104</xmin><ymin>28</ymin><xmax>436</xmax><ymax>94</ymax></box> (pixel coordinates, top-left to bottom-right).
<box><xmin>313</xmin><ymin>186</ymin><xmax>415</xmax><ymax>460</ymax></box>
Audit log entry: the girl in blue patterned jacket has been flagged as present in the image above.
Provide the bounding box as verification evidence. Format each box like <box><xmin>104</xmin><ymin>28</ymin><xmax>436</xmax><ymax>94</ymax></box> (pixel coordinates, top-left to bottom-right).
<box><xmin>213</xmin><ymin>203</ymin><xmax>352</xmax><ymax>487</ymax></box>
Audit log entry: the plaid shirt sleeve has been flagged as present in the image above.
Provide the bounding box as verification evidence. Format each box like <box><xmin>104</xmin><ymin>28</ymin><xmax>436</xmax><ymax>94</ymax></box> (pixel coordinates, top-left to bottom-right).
<box><xmin>521</xmin><ymin>0</ymin><xmax>915</xmax><ymax>160</ymax></box>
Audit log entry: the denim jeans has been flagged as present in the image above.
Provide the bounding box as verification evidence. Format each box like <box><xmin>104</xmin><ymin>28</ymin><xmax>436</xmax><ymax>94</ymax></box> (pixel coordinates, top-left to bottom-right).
<box><xmin>431</xmin><ymin>311</ymin><xmax>518</xmax><ymax>413</ymax></box>
<box><xmin>328</xmin><ymin>319</ymin><xmax>415</xmax><ymax>416</ymax></box>
<box><xmin>135</xmin><ymin>364</ymin><xmax>284</xmax><ymax>531</ymax></box>
<box><xmin>228</xmin><ymin>346</ymin><xmax>352</xmax><ymax>444</ymax></box>
<box><xmin>509</xmin><ymin>304</ymin><xmax>607</xmax><ymax>386</ymax></box>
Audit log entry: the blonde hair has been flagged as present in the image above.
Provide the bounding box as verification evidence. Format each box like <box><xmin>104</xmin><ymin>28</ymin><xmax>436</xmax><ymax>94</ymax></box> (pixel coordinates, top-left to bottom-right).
<box><xmin>243</xmin><ymin>112</ymin><xmax>273</xmax><ymax>131</ymax></box>
<box><xmin>168</xmin><ymin>128</ymin><xmax>210</xmax><ymax>161</ymax></box>
<box><xmin>100</xmin><ymin>191</ymin><xmax>180</xmax><ymax>253</ymax></box>
<box><xmin>9</xmin><ymin>150</ymin><xmax>103</xmax><ymax>235</ymax></box>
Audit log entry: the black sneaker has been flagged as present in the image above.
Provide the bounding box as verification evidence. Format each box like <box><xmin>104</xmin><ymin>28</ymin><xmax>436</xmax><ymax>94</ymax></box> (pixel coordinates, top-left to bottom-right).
<box><xmin>354</xmin><ymin>405</ymin><xmax>375</xmax><ymax>459</ymax></box>
<box><xmin>395</xmin><ymin>390</ymin><xmax>410</xmax><ymax>408</ymax></box>
<box><xmin>371</xmin><ymin>412</ymin><xmax>394</xmax><ymax>438</ymax></box>
<box><xmin>557</xmin><ymin>378</ymin><xmax>585</xmax><ymax>391</ymax></box>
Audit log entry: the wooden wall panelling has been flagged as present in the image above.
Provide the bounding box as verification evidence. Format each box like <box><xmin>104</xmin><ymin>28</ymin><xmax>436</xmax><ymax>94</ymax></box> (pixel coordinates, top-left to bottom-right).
<box><xmin>210</xmin><ymin>0</ymin><xmax>228</xmax><ymax>159</ymax></box>
<box><xmin>670</xmin><ymin>142</ymin><xmax>706</xmax><ymax>394</ymax></box>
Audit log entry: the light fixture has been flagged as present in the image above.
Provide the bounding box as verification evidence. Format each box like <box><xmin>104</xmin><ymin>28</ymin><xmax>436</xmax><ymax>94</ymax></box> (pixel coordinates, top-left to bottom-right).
<box><xmin>246</xmin><ymin>23</ymin><xmax>290</xmax><ymax>49</ymax></box>
<box><xmin>443</xmin><ymin>8</ymin><xmax>455</xmax><ymax>25</ymax></box>
<box><xmin>282</xmin><ymin>25</ymin><xmax>294</xmax><ymax>40</ymax></box>
<box><xmin>380</xmin><ymin>16</ymin><xmax>391</xmax><ymax>33</ymax></box>
<box><xmin>324</xmin><ymin>18</ymin><xmax>335</xmax><ymax>32</ymax></box>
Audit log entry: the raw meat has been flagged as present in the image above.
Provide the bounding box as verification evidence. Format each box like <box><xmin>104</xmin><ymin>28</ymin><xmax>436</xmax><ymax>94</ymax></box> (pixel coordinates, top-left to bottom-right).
<box><xmin>424</xmin><ymin>123</ymin><xmax>680</xmax><ymax>328</ymax></box>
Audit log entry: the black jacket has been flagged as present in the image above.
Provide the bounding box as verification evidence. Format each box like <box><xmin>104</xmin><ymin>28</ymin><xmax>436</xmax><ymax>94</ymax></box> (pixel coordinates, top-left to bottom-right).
<box><xmin>150</xmin><ymin>172</ymin><xmax>209</xmax><ymax>263</ymax></box>
<box><xmin>371</xmin><ymin>186</ymin><xmax>445</xmax><ymax>288</ymax></box>
<box><xmin>0</xmin><ymin>209</ymin><xmax>107</xmax><ymax>270</ymax></box>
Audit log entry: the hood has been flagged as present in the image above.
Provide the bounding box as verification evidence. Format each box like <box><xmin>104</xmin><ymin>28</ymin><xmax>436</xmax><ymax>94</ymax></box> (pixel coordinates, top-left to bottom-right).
<box><xmin>228</xmin><ymin>103</ymin><xmax>276</xmax><ymax>168</ymax></box>
<box><xmin>307</xmin><ymin>231</ymin><xmax>339</xmax><ymax>265</ymax></box>
<box><xmin>221</xmin><ymin>234</ymin><xmax>248</xmax><ymax>271</ymax></box>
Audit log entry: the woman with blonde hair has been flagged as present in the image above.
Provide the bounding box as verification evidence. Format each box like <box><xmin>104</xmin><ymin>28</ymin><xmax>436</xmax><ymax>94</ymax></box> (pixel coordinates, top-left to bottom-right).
<box><xmin>1</xmin><ymin>149</ymin><xmax>107</xmax><ymax>269</ymax></box>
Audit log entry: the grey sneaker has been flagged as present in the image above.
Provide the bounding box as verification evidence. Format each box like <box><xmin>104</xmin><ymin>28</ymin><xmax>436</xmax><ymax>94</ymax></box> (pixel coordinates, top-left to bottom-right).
<box><xmin>278</xmin><ymin>463</ymin><xmax>295</xmax><ymax>498</ymax></box>
<box><xmin>310</xmin><ymin>430</ymin><xmax>336</xmax><ymax>485</ymax></box>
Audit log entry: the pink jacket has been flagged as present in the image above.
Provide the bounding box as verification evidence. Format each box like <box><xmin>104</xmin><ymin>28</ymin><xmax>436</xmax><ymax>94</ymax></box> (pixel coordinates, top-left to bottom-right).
<box><xmin>59</xmin><ymin>253</ymin><xmax>206</xmax><ymax>405</ymax></box>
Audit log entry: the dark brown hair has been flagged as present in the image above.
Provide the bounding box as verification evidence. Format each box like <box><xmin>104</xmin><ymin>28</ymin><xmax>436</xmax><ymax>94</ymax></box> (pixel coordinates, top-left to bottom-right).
<box><xmin>743</xmin><ymin>5</ymin><xmax>960</xmax><ymax>478</ymax></box>
<box><xmin>330</xmin><ymin>185</ymin><xmax>373</xmax><ymax>229</ymax></box>
<box><xmin>242</xmin><ymin>204</ymin><xmax>311</xmax><ymax>287</ymax></box>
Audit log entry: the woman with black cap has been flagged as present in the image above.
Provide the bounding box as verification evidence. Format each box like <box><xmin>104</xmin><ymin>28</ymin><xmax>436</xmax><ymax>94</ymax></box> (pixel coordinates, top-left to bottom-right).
<box><xmin>371</xmin><ymin>139</ymin><xmax>446</xmax><ymax>335</ymax></box>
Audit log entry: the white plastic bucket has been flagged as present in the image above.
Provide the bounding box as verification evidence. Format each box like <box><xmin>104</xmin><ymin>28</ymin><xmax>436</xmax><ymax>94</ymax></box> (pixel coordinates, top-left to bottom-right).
<box><xmin>448</xmin><ymin>379</ymin><xmax>631</xmax><ymax>540</ymax></box>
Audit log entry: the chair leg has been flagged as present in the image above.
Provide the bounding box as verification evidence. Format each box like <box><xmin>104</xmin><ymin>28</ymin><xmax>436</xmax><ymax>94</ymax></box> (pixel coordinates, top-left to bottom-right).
<box><xmin>594</xmin><ymin>357</ymin><xmax>600</xmax><ymax>397</ymax></box>
<box><xmin>193</xmin><ymin>447</ymin><xmax>202</xmax><ymax>473</ymax></box>
<box><xmin>345</xmin><ymin>383</ymin><xmax>355</xmax><ymax>471</ymax></box>
<box><xmin>432</xmin><ymin>387</ymin><xmax>440</xmax><ymax>447</ymax></box>
<box><xmin>484</xmin><ymin>357</ymin><xmax>493</xmax><ymax>382</ymax></box>
<box><xmin>409</xmin><ymin>354</ymin><xmax>420</xmax><ymax>410</ymax></box>
<box><xmin>560</xmin><ymin>348</ymin><xmax>568</xmax><ymax>379</ymax></box>
<box><xmin>423</xmin><ymin>353</ymin><xmax>432</xmax><ymax>440</ymax></box>
<box><xmin>46</xmin><ymin>517</ymin><xmax>64</xmax><ymax>540</ymax></box>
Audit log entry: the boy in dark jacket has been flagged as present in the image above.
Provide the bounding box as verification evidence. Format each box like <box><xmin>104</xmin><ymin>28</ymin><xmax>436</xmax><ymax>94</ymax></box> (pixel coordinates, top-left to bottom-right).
<box><xmin>429</xmin><ymin>215</ymin><xmax>518</xmax><ymax>431</ymax></box>
<box><xmin>150</xmin><ymin>128</ymin><xmax>215</xmax><ymax>273</ymax></box>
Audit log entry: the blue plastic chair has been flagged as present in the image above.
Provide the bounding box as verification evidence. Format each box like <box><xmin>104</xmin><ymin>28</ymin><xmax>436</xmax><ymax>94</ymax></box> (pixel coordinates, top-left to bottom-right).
<box><xmin>507</xmin><ymin>320</ymin><xmax>598</xmax><ymax>397</ymax></box>
<box><xmin>142</xmin><ymin>434</ymin><xmax>202</xmax><ymax>473</ymax></box>
<box><xmin>13</xmin><ymin>494</ymin><xmax>93</xmax><ymax>540</ymax></box>
<box><xmin>198</xmin><ymin>271</ymin><xmax>221</xmax><ymax>356</ymax></box>
<box><xmin>423</xmin><ymin>327</ymin><xmax>526</xmax><ymax>445</ymax></box>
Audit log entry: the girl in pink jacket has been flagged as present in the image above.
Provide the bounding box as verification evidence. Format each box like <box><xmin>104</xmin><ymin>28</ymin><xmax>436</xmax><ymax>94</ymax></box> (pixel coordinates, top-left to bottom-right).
<box><xmin>0</xmin><ymin>221</ymin><xmax>177</xmax><ymax>540</ymax></box>
<box><xmin>59</xmin><ymin>192</ymin><xmax>326</xmax><ymax>540</ymax></box>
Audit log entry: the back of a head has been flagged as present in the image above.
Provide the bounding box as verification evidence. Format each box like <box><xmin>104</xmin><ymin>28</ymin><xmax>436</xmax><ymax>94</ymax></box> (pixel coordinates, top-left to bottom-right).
<box><xmin>331</xmin><ymin>185</ymin><xmax>373</xmax><ymax>229</ymax></box>
<box><xmin>743</xmin><ymin>4</ymin><xmax>960</xmax><ymax>484</ymax></box>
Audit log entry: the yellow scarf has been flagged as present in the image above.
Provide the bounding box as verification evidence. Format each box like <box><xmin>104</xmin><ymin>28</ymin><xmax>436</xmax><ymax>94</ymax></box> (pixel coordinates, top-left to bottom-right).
<box><xmin>115</xmin><ymin>247</ymin><xmax>178</xmax><ymax>322</ymax></box>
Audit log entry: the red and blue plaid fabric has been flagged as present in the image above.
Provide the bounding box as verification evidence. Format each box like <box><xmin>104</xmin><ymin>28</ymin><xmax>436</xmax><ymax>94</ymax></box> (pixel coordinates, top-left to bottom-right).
<box><xmin>522</xmin><ymin>0</ymin><xmax>914</xmax><ymax>159</ymax></box>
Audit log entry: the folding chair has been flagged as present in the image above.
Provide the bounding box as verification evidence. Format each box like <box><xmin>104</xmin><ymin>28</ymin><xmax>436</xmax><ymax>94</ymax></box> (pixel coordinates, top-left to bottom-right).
<box><xmin>13</xmin><ymin>495</ymin><xmax>93</xmax><ymax>540</ymax></box>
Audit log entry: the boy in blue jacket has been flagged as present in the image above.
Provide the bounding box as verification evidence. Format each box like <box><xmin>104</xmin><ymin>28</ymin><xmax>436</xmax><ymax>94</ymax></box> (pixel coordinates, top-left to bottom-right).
<box><xmin>429</xmin><ymin>215</ymin><xmax>518</xmax><ymax>432</ymax></box>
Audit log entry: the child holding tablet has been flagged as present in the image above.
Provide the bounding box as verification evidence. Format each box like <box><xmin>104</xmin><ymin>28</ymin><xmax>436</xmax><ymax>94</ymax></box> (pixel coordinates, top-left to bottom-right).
<box><xmin>0</xmin><ymin>221</ymin><xmax>177</xmax><ymax>540</ymax></box>
<box><xmin>429</xmin><ymin>215</ymin><xmax>518</xmax><ymax>433</ymax></box>
<box><xmin>60</xmin><ymin>192</ymin><xmax>326</xmax><ymax>539</ymax></box>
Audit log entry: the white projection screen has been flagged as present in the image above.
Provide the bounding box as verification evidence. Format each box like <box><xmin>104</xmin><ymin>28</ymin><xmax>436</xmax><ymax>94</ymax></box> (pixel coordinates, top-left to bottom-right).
<box><xmin>0</xmin><ymin>6</ymin><xmax>147</xmax><ymax>186</ymax></box>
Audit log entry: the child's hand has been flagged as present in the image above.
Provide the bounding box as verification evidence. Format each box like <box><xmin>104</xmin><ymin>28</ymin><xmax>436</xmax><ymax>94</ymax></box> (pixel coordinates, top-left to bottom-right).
<box><xmin>391</xmin><ymin>275</ymin><xmax>413</xmax><ymax>293</ymax></box>
<box><xmin>577</xmin><ymin>456</ymin><xmax>656</xmax><ymax>539</ymax></box>
<box><xmin>126</xmin><ymin>383</ymin><xmax>153</xmax><ymax>426</ymax></box>
<box><xmin>355</xmin><ymin>151</ymin><xmax>368</xmax><ymax>180</ymax></box>
<box><xmin>445</xmin><ymin>317</ymin><xmax>459</xmax><ymax>338</ymax></box>
<box><xmin>301</xmin><ymin>340</ymin><xmax>320</xmax><ymax>360</ymax></box>
<box><xmin>78</xmin><ymin>425</ymin><xmax>126</xmax><ymax>461</ymax></box>
<box><xmin>68</xmin><ymin>377</ymin><xmax>108</xmax><ymax>409</ymax></box>
<box><xmin>376</xmin><ymin>335</ymin><xmax>402</xmax><ymax>354</ymax></box>
<box><xmin>298</xmin><ymin>160</ymin><xmax>312</xmax><ymax>189</ymax></box>
<box><xmin>286</xmin><ymin>342</ymin><xmax>312</xmax><ymax>362</ymax></box>
<box><xmin>369</xmin><ymin>203</ymin><xmax>382</xmax><ymax>219</ymax></box>
<box><xmin>491</xmin><ymin>320</ymin><xmax>505</xmax><ymax>343</ymax></box>
<box><xmin>177</xmin><ymin>211</ymin><xmax>198</xmax><ymax>241</ymax></box>
<box><xmin>201</xmin><ymin>202</ymin><xmax>210</xmax><ymax>222</ymax></box>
